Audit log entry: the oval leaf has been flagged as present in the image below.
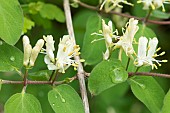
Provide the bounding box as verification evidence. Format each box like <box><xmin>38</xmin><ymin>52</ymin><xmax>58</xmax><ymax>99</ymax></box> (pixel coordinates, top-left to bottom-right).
<box><xmin>22</xmin><ymin>17</ymin><xmax>35</xmax><ymax>34</ymax></box>
<box><xmin>161</xmin><ymin>89</ymin><xmax>170</xmax><ymax>113</ymax></box>
<box><xmin>152</xmin><ymin>10</ymin><xmax>170</xmax><ymax>19</ymax></box>
<box><xmin>81</xmin><ymin>14</ymin><xmax>106</xmax><ymax>65</ymax></box>
<box><xmin>0</xmin><ymin>0</ymin><xmax>23</xmax><ymax>45</ymax></box>
<box><xmin>29</xmin><ymin>70</ymin><xmax>51</xmax><ymax>80</ymax></box>
<box><xmin>130</xmin><ymin>76</ymin><xmax>165</xmax><ymax>113</ymax></box>
<box><xmin>39</xmin><ymin>3</ymin><xmax>65</xmax><ymax>23</ymax></box>
<box><xmin>4</xmin><ymin>93</ymin><xmax>42</xmax><ymax>113</ymax></box>
<box><xmin>48</xmin><ymin>84</ymin><xmax>85</xmax><ymax>113</ymax></box>
<box><xmin>0</xmin><ymin>41</ymin><xmax>23</xmax><ymax>72</ymax></box>
<box><xmin>88</xmin><ymin>59</ymin><xmax>128</xmax><ymax>95</ymax></box>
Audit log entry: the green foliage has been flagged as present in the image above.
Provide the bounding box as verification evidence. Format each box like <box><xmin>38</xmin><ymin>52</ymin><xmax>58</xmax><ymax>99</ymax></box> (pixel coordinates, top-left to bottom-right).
<box><xmin>81</xmin><ymin>14</ymin><xmax>106</xmax><ymax>65</ymax></box>
<box><xmin>28</xmin><ymin>70</ymin><xmax>51</xmax><ymax>80</ymax></box>
<box><xmin>28</xmin><ymin>2</ymin><xmax>65</xmax><ymax>23</ymax></box>
<box><xmin>0</xmin><ymin>0</ymin><xmax>23</xmax><ymax>45</ymax></box>
<box><xmin>161</xmin><ymin>89</ymin><xmax>170</xmax><ymax>113</ymax></box>
<box><xmin>4</xmin><ymin>93</ymin><xmax>42</xmax><ymax>113</ymax></box>
<box><xmin>39</xmin><ymin>3</ymin><xmax>65</xmax><ymax>23</ymax></box>
<box><xmin>88</xmin><ymin>59</ymin><xmax>128</xmax><ymax>95</ymax></box>
<box><xmin>135</xmin><ymin>24</ymin><xmax>156</xmax><ymax>39</ymax></box>
<box><xmin>130</xmin><ymin>76</ymin><xmax>165</xmax><ymax>113</ymax></box>
<box><xmin>23</xmin><ymin>17</ymin><xmax>35</xmax><ymax>34</ymax></box>
<box><xmin>0</xmin><ymin>79</ymin><xmax>2</xmax><ymax>91</ymax></box>
<box><xmin>48</xmin><ymin>84</ymin><xmax>85</xmax><ymax>113</ymax></box>
<box><xmin>73</xmin><ymin>10</ymin><xmax>95</xmax><ymax>47</ymax></box>
<box><xmin>152</xmin><ymin>10</ymin><xmax>170</xmax><ymax>19</ymax></box>
<box><xmin>0</xmin><ymin>42</ymin><xmax>23</xmax><ymax>72</ymax></box>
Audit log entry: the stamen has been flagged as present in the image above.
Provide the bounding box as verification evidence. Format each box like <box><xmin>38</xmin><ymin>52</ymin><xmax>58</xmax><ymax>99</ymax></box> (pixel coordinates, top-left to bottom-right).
<box><xmin>91</xmin><ymin>38</ymin><xmax>105</xmax><ymax>43</ymax></box>
<box><xmin>156</xmin><ymin>47</ymin><xmax>161</xmax><ymax>52</ymax></box>
<box><xmin>68</xmin><ymin>51</ymin><xmax>74</xmax><ymax>56</ymax></box>
<box><xmin>159</xmin><ymin>51</ymin><xmax>165</xmax><ymax>56</ymax></box>
<box><xmin>80</xmin><ymin>59</ymin><xmax>85</xmax><ymax>62</ymax></box>
<box><xmin>162</xmin><ymin>60</ymin><xmax>168</xmax><ymax>62</ymax></box>
<box><xmin>63</xmin><ymin>46</ymin><xmax>67</xmax><ymax>52</ymax></box>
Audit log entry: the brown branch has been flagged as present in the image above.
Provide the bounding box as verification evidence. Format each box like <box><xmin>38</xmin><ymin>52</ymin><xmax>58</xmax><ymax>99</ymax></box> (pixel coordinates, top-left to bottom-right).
<box><xmin>2</xmin><ymin>80</ymin><xmax>64</xmax><ymax>85</ymax></box>
<box><xmin>1</xmin><ymin>72</ymin><xmax>170</xmax><ymax>85</ymax></box>
<box><xmin>63</xmin><ymin>0</ymin><xmax>90</xmax><ymax>113</ymax></box>
<box><xmin>129</xmin><ymin>72</ymin><xmax>170</xmax><ymax>78</ymax></box>
<box><xmin>2</xmin><ymin>75</ymin><xmax>78</xmax><ymax>85</ymax></box>
<box><xmin>77</xmin><ymin>1</ymin><xmax>170</xmax><ymax>25</ymax></box>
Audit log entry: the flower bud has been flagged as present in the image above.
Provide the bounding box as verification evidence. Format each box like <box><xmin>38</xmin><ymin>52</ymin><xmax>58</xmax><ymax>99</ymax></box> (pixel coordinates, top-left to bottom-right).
<box><xmin>23</xmin><ymin>35</ymin><xmax>30</xmax><ymax>47</ymax></box>
<box><xmin>29</xmin><ymin>39</ymin><xmax>44</xmax><ymax>67</ymax></box>
<box><xmin>23</xmin><ymin>44</ymin><xmax>32</xmax><ymax>66</ymax></box>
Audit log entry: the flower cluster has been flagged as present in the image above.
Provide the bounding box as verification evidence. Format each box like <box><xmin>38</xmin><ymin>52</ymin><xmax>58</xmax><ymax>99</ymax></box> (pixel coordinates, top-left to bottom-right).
<box><xmin>23</xmin><ymin>35</ymin><xmax>44</xmax><ymax>68</ymax></box>
<box><xmin>100</xmin><ymin>0</ymin><xmax>133</xmax><ymax>12</ymax></box>
<box><xmin>93</xmin><ymin>18</ymin><xmax>167</xmax><ymax>69</ymax></box>
<box><xmin>43</xmin><ymin>35</ymin><xmax>81</xmax><ymax>73</ymax></box>
<box><xmin>134</xmin><ymin>36</ymin><xmax>167</xmax><ymax>69</ymax></box>
<box><xmin>137</xmin><ymin>0</ymin><xmax>170</xmax><ymax>11</ymax></box>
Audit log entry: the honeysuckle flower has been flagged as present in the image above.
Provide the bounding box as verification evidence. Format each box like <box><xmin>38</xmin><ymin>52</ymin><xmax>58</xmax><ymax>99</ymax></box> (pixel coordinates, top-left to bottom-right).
<box><xmin>43</xmin><ymin>35</ymin><xmax>55</xmax><ymax>62</ymax></box>
<box><xmin>134</xmin><ymin>36</ymin><xmax>167</xmax><ymax>69</ymax></box>
<box><xmin>113</xmin><ymin>18</ymin><xmax>139</xmax><ymax>60</ymax></box>
<box><xmin>44</xmin><ymin>35</ymin><xmax>81</xmax><ymax>73</ymax></box>
<box><xmin>23</xmin><ymin>35</ymin><xmax>44</xmax><ymax>67</ymax></box>
<box><xmin>91</xmin><ymin>19</ymin><xmax>119</xmax><ymax>60</ymax></box>
<box><xmin>137</xmin><ymin>0</ymin><xmax>170</xmax><ymax>11</ymax></box>
<box><xmin>23</xmin><ymin>35</ymin><xmax>32</xmax><ymax>66</ymax></box>
<box><xmin>29</xmin><ymin>39</ymin><xmax>44</xmax><ymax>66</ymax></box>
<box><xmin>100</xmin><ymin>0</ymin><xmax>133</xmax><ymax>12</ymax></box>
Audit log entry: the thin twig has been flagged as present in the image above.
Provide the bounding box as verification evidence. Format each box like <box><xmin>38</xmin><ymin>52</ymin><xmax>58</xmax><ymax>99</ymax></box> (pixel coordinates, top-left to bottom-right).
<box><xmin>63</xmin><ymin>0</ymin><xmax>90</xmax><ymax>113</ymax></box>
<box><xmin>2</xmin><ymin>72</ymin><xmax>170</xmax><ymax>85</ymax></box>
<box><xmin>77</xmin><ymin>1</ymin><xmax>170</xmax><ymax>25</ymax></box>
<box><xmin>51</xmin><ymin>72</ymin><xmax>59</xmax><ymax>85</ymax></box>
<box><xmin>129</xmin><ymin>72</ymin><xmax>170</xmax><ymax>78</ymax></box>
<box><xmin>2</xmin><ymin>80</ymin><xmax>65</xmax><ymax>85</ymax></box>
<box><xmin>2</xmin><ymin>75</ymin><xmax>78</xmax><ymax>85</ymax></box>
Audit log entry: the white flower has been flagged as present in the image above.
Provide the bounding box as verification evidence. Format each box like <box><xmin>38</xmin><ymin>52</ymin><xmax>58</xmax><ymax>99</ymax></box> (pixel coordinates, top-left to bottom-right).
<box><xmin>91</xmin><ymin>19</ymin><xmax>119</xmax><ymax>60</ymax></box>
<box><xmin>114</xmin><ymin>18</ymin><xmax>139</xmax><ymax>60</ymax></box>
<box><xmin>44</xmin><ymin>35</ymin><xmax>81</xmax><ymax>73</ymax></box>
<box><xmin>43</xmin><ymin>35</ymin><xmax>55</xmax><ymax>62</ymax></box>
<box><xmin>23</xmin><ymin>35</ymin><xmax>44</xmax><ymax>67</ymax></box>
<box><xmin>134</xmin><ymin>36</ymin><xmax>167</xmax><ymax>69</ymax></box>
<box><xmin>137</xmin><ymin>0</ymin><xmax>170</xmax><ymax>11</ymax></box>
<box><xmin>102</xmin><ymin>20</ymin><xmax>116</xmax><ymax>59</ymax></box>
<box><xmin>23</xmin><ymin>35</ymin><xmax>32</xmax><ymax>66</ymax></box>
<box><xmin>29</xmin><ymin>39</ymin><xmax>44</xmax><ymax>66</ymax></box>
<box><xmin>100</xmin><ymin>0</ymin><xmax>133</xmax><ymax>12</ymax></box>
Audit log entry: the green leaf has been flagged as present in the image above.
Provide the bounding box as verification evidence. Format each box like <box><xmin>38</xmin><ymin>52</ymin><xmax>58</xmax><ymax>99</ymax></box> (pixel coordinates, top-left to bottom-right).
<box><xmin>0</xmin><ymin>0</ymin><xmax>24</xmax><ymax>45</ymax></box>
<box><xmin>152</xmin><ymin>10</ymin><xmax>170</xmax><ymax>19</ymax></box>
<box><xmin>135</xmin><ymin>24</ymin><xmax>157</xmax><ymax>39</ymax></box>
<box><xmin>29</xmin><ymin>70</ymin><xmax>51</xmax><ymax>81</ymax></box>
<box><xmin>161</xmin><ymin>89</ymin><xmax>170</xmax><ymax>113</ymax></box>
<box><xmin>22</xmin><ymin>17</ymin><xmax>35</xmax><ymax>34</ymax></box>
<box><xmin>130</xmin><ymin>76</ymin><xmax>165</xmax><ymax>113</ymax></box>
<box><xmin>48</xmin><ymin>84</ymin><xmax>85</xmax><ymax>113</ymax></box>
<box><xmin>81</xmin><ymin>14</ymin><xmax>106</xmax><ymax>65</ymax></box>
<box><xmin>88</xmin><ymin>59</ymin><xmax>128</xmax><ymax>95</ymax></box>
<box><xmin>39</xmin><ymin>3</ymin><xmax>65</xmax><ymax>23</ymax></box>
<box><xmin>4</xmin><ymin>93</ymin><xmax>42</xmax><ymax>113</ymax></box>
<box><xmin>28</xmin><ymin>2</ymin><xmax>44</xmax><ymax>14</ymax></box>
<box><xmin>0</xmin><ymin>79</ymin><xmax>2</xmax><ymax>91</ymax></box>
<box><xmin>0</xmin><ymin>41</ymin><xmax>23</xmax><ymax>72</ymax></box>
